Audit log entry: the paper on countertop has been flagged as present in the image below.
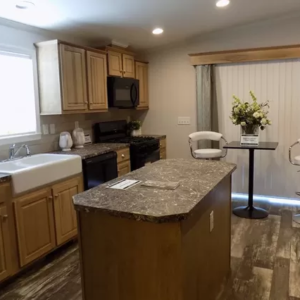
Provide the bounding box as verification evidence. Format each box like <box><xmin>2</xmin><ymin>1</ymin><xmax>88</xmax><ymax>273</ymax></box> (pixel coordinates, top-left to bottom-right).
<box><xmin>141</xmin><ymin>181</ymin><xmax>180</xmax><ymax>190</ymax></box>
<box><xmin>108</xmin><ymin>179</ymin><xmax>141</xmax><ymax>190</ymax></box>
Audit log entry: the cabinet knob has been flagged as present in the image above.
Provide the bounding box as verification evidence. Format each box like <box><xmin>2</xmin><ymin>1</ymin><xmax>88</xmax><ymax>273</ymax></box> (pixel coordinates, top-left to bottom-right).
<box><xmin>122</xmin><ymin>154</ymin><xmax>125</xmax><ymax>158</ymax></box>
<box><xmin>48</xmin><ymin>196</ymin><xmax>53</xmax><ymax>200</ymax></box>
<box><xmin>55</xmin><ymin>194</ymin><xmax>59</xmax><ymax>198</ymax></box>
<box><xmin>85</xmin><ymin>101</ymin><xmax>88</xmax><ymax>104</ymax></box>
<box><xmin>1</xmin><ymin>215</ymin><xmax>8</xmax><ymax>221</ymax></box>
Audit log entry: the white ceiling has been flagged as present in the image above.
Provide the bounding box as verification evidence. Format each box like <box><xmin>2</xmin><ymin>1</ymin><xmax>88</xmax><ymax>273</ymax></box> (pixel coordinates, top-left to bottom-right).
<box><xmin>1</xmin><ymin>0</ymin><xmax>300</xmax><ymax>50</ymax></box>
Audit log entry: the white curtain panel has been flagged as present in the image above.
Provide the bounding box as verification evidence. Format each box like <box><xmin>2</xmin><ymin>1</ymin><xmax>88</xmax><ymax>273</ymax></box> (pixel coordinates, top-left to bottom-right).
<box><xmin>215</xmin><ymin>59</ymin><xmax>300</xmax><ymax>199</ymax></box>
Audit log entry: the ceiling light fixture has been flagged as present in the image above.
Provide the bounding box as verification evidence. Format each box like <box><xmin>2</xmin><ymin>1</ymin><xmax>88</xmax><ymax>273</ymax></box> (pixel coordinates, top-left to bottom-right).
<box><xmin>152</xmin><ymin>28</ymin><xmax>164</xmax><ymax>35</ymax></box>
<box><xmin>16</xmin><ymin>0</ymin><xmax>35</xmax><ymax>9</ymax></box>
<box><xmin>216</xmin><ymin>0</ymin><xmax>230</xmax><ymax>8</ymax></box>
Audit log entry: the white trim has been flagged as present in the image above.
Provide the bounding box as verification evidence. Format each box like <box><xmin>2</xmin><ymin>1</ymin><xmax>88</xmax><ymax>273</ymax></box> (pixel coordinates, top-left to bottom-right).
<box><xmin>0</xmin><ymin>44</ymin><xmax>41</xmax><ymax>146</ymax></box>
<box><xmin>0</xmin><ymin>133</ymin><xmax>41</xmax><ymax>146</ymax></box>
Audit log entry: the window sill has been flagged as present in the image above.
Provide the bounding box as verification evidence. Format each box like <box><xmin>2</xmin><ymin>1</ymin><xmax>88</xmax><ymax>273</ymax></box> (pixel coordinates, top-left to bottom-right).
<box><xmin>0</xmin><ymin>133</ymin><xmax>41</xmax><ymax>146</ymax></box>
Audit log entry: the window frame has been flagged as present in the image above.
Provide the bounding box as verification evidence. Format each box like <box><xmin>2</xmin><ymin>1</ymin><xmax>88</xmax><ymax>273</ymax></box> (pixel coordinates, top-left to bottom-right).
<box><xmin>0</xmin><ymin>44</ymin><xmax>41</xmax><ymax>146</ymax></box>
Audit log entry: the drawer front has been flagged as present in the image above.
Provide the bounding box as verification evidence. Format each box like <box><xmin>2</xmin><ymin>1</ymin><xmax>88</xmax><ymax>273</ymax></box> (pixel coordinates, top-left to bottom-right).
<box><xmin>159</xmin><ymin>138</ymin><xmax>166</xmax><ymax>149</ymax></box>
<box><xmin>0</xmin><ymin>183</ymin><xmax>11</xmax><ymax>205</ymax></box>
<box><xmin>118</xmin><ymin>161</ymin><xmax>131</xmax><ymax>177</ymax></box>
<box><xmin>116</xmin><ymin>148</ymin><xmax>130</xmax><ymax>163</ymax></box>
<box><xmin>160</xmin><ymin>149</ymin><xmax>166</xmax><ymax>160</ymax></box>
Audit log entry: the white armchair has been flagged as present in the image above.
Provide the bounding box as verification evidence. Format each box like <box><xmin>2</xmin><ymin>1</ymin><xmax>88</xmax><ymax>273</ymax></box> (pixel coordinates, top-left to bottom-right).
<box><xmin>189</xmin><ymin>131</ymin><xmax>228</xmax><ymax>159</ymax></box>
<box><xmin>289</xmin><ymin>139</ymin><xmax>300</xmax><ymax>224</ymax></box>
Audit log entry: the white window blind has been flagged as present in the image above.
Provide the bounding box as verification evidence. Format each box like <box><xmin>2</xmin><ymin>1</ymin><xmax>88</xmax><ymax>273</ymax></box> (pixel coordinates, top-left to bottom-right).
<box><xmin>0</xmin><ymin>50</ymin><xmax>39</xmax><ymax>142</ymax></box>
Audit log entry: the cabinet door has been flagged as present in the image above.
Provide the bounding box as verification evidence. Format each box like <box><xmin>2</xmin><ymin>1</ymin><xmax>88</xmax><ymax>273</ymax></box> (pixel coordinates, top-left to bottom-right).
<box><xmin>107</xmin><ymin>51</ymin><xmax>123</xmax><ymax>77</ymax></box>
<box><xmin>123</xmin><ymin>54</ymin><xmax>135</xmax><ymax>78</ymax></box>
<box><xmin>118</xmin><ymin>161</ymin><xmax>131</xmax><ymax>177</ymax></box>
<box><xmin>60</xmin><ymin>44</ymin><xmax>88</xmax><ymax>111</ymax></box>
<box><xmin>52</xmin><ymin>177</ymin><xmax>83</xmax><ymax>246</ymax></box>
<box><xmin>87</xmin><ymin>51</ymin><xmax>108</xmax><ymax>111</ymax></box>
<box><xmin>135</xmin><ymin>62</ymin><xmax>149</xmax><ymax>109</ymax></box>
<box><xmin>0</xmin><ymin>206</ymin><xmax>11</xmax><ymax>282</ymax></box>
<box><xmin>14</xmin><ymin>189</ymin><xmax>55</xmax><ymax>267</ymax></box>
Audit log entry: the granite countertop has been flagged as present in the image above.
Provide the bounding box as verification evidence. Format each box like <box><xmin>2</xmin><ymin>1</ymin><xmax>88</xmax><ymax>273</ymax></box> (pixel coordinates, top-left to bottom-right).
<box><xmin>0</xmin><ymin>173</ymin><xmax>11</xmax><ymax>184</ymax></box>
<box><xmin>54</xmin><ymin>143</ymin><xmax>129</xmax><ymax>160</ymax></box>
<box><xmin>73</xmin><ymin>159</ymin><xmax>236</xmax><ymax>223</ymax></box>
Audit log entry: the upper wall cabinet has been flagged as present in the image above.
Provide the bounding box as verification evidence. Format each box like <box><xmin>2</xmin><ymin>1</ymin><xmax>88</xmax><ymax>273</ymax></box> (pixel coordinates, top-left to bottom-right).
<box><xmin>104</xmin><ymin>46</ymin><xmax>135</xmax><ymax>78</ymax></box>
<box><xmin>135</xmin><ymin>61</ymin><xmax>149</xmax><ymax>110</ymax></box>
<box><xmin>35</xmin><ymin>40</ymin><xmax>108</xmax><ymax>115</ymax></box>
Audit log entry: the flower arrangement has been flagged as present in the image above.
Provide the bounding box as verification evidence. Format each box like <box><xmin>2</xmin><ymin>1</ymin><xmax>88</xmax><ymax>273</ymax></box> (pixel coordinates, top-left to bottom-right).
<box><xmin>230</xmin><ymin>91</ymin><xmax>271</xmax><ymax>133</ymax></box>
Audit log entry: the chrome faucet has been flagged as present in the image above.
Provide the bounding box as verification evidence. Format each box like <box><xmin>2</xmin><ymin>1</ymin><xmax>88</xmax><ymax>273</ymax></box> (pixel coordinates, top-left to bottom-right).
<box><xmin>9</xmin><ymin>144</ymin><xmax>31</xmax><ymax>160</ymax></box>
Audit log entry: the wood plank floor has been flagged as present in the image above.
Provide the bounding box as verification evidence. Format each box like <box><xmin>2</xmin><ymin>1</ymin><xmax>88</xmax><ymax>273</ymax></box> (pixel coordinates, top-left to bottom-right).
<box><xmin>0</xmin><ymin>199</ymin><xmax>300</xmax><ymax>300</ymax></box>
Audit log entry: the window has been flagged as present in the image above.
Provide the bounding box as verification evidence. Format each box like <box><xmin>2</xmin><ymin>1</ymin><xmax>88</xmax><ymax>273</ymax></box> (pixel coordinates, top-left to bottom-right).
<box><xmin>0</xmin><ymin>48</ymin><xmax>40</xmax><ymax>145</ymax></box>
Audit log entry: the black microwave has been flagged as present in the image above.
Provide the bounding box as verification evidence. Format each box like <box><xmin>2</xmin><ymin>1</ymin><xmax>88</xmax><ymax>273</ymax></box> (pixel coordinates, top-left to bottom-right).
<box><xmin>107</xmin><ymin>77</ymin><xmax>139</xmax><ymax>108</ymax></box>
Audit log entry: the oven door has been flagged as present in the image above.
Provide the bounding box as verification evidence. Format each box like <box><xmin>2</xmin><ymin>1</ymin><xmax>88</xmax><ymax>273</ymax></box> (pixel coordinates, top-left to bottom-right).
<box><xmin>131</xmin><ymin>149</ymin><xmax>160</xmax><ymax>170</ymax></box>
<box><xmin>108</xmin><ymin>77</ymin><xmax>139</xmax><ymax>108</ymax></box>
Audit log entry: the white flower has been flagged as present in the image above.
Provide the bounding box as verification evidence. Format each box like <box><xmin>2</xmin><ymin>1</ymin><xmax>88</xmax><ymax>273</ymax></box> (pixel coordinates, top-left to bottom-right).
<box><xmin>253</xmin><ymin>112</ymin><xmax>260</xmax><ymax>119</ymax></box>
<box><xmin>234</xmin><ymin>107</ymin><xmax>239</xmax><ymax>114</ymax></box>
<box><xmin>241</xmin><ymin>122</ymin><xmax>246</xmax><ymax>126</ymax></box>
<box><xmin>232</xmin><ymin>119</ymin><xmax>237</xmax><ymax>124</ymax></box>
<box><xmin>261</xmin><ymin>118</ymin><xmax>267</xmax><ymax>125</ymax></box>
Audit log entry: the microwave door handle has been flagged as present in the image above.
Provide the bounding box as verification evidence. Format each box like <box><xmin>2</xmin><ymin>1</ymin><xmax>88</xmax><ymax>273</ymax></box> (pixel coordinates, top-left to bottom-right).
<box><xmin>131</xmin><ymin>84</ymin><xmax>138</xmax><ymax>106</ymax></box>
<box><xmin>130</xmin><ymin>84</ymin><xmax>136</xmax><ymax>106</ymax></box>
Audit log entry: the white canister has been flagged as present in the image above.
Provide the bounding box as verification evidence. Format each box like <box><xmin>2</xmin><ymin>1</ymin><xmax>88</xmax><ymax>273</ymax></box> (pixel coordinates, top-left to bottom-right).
<box><xmin>59</xmin><ymin>132</ymin><xmax>73</xmax><ymax>151</ymax></box>
<box><xmin>72</xmin><ymin>128</ymin><xmax>85</xmax><ymax>149</ymax></box>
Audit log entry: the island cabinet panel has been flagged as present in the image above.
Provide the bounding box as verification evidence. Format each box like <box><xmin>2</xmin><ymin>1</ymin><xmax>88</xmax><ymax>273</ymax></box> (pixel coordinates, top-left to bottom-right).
<box><xmin>78</xmin><ymin>212</ymin><xmax>182</xmax><ymax>300</ymax></box>
<box><xmin>14</xmin><ymin>188</ymin><xmax>56</xmax><ymax>267</ymax></box>
<box><xmin>0</xmin><ymin>205</ymin><xmax>11</xmax><ymax>282</ymax></box>
<box><xmin>52</xmin><ymin>176</ymin><xmax>83</xmax><ymax>246</ymax></box>
<box><xmin>60</xmin><ymin>44</ymin><xmax>88</xmax><ymax>111</ymax></box>
<box><xmin>181</xmin><ymin>175</ymin><xmax>231</xmax><ymax>300</ymax></box>
<box><xmin>86</xmin><ymin>51</ymin><xmax>108</xmax><ymax>111</ymax></box>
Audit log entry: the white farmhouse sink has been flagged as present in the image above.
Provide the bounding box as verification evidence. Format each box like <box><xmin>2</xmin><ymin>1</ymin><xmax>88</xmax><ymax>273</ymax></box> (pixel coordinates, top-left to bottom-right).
<box><xmin>0</xmin><ymin>154</ymin><xmax>82</xmax><ymax>195</ymax></box>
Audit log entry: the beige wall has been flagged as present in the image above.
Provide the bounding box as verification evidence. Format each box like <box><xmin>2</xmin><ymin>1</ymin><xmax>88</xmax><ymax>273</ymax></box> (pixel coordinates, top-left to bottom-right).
<box><xmin>141</xmin><ymin>13</ymin><xmax>300</xmax><ymax>158</ymax></box>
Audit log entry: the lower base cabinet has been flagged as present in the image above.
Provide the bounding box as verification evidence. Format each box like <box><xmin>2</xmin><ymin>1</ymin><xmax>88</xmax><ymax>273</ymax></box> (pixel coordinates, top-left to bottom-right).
<box><xmin>118</xmin><ymin>160</ymin><xmax>131</xmax><ymax>177</ymax></box>
<box><xmin>14</xmin><ymin>188</ymin><xmax>56</xmax><ymax>267</ymax></box>
<box><xmin>14</xmin><ymin>175</ymin><xmax>83</xmax><ymax>267</ymax></box>
<box><xmin>0</xmin><ymin>204</ymin><xmax>11</xmax><ymax>281</ymax></box>
<box><xmin>53</xmin><ymin>177</ymin><xmax>83</xmax><ymax>246</ymax></box>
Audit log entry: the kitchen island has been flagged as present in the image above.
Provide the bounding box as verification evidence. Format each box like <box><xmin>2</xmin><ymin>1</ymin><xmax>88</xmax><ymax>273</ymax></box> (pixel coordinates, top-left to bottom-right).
<box><xmin>73</xmin><ymin>159</ymin><xmax>236</xmax><ymax>300</ymax></box>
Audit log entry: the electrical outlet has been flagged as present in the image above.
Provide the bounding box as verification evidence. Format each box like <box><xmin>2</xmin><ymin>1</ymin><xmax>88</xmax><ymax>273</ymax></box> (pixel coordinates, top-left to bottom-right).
<box><xmin>75</xmin><ymin>121</ymin><xmax>79</xmax><ymax>129</ymax></box>
<box><xmin>178</xmin><ymin>117</ymin><xmax>191</xmax><ymax>125</ymax></box>
<box><xmin>42</xmin><ymin>124</ymin><xmax>49</xmax><ymax>135</ymax></box>
<box><xmin>210</xmin><ymin>211</ymin><xmax>214</xmax><ymax>232</ymax></box>
<box><xmin>50</xmin><ymin>124</ymin><xmax>56</xmax><ymax>134</ymax></box>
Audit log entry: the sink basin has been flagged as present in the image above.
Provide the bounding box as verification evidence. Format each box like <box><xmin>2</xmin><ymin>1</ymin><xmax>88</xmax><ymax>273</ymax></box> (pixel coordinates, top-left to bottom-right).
<box><xmin>0</xmin><ymin>154</ymin><xmax>82</xmax><ymax>195</ymax></box>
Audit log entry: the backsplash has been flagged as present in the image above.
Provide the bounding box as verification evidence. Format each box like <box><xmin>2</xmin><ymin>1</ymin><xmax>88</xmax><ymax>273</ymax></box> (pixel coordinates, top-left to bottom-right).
<box><xmin>0</xmin><ymin>110</ymin><xmax>142</xmax><ymax>161</ymax></box>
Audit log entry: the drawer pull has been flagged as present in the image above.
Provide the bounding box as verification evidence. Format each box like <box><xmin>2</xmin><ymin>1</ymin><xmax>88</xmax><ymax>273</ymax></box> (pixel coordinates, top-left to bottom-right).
<box><xmin>1</xmin><ymin>215</ymin><xmax>8</xmax><ymax>221</ymax></box>
<box><xmin>122</xmin><ymin>154</ymin><xmax>125</xmax><ymax>158</ymax></box>
<box><xmin>54</xmin><ymin>194</ymin><xmax>59</xmax><ymax>198</ymax></box>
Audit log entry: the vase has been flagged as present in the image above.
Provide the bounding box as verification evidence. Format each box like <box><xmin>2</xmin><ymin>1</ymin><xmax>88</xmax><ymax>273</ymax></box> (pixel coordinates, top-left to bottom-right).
<box><xmin>240</xmin><ymin>125</ymin><xmax>259</xmax><ymax>145</ymax></box>
<box><xmin>131</xmin><ymin>128</ymin><xmax>142</xmax><ymax>137</ymax></box>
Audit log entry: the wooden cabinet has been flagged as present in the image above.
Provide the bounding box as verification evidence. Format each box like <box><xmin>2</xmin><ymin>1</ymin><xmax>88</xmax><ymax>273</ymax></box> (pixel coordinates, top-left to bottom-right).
<box><xmin>118</xmin><ymin>161</ymin><xmax>131</xmax><ymax>177</ymax></box>
<box><xmin>135</xmin><ymin>61</ymin><xmax>149</xmax><ymax>109</ymax></box>
<box><xmin>14</xmin><ymin>188</ymin><xmax>56</xmax><ymax>267</ymax></box>
<box><xmin>105</xmin><ymin>47</ymin><xmax>135</xmax><ymax>78</ymax></box>
<box><xmin>0</xmin><ymin>205</ymin><xmax>11</xmax><ymax>282</ymax></box>
<box><xmin>123</xmin><ymin>54</ymin><xmax>135</xmax><ymax>78</ymax></box>
<box><xmin>107</xmin><ymin>51</ymin><xmax>123</xmax><ymax>77</ymax></box>
<box><xmin>160</xmin><ymin>137</ymin><xmax>167</xmax><ymax>159</ymax></box>
<box><xmin>36</xmin><ymin>40</ymin><xmax>108</xmax><ymax>115</ymax></box>
<box><xmin>60</xmin><ymin>44</ymin><xmax>88</xmax><ymax>111</ymax></box>
<box><xmin>116</xmin><ymin>148</ymin><xmax>131</xmax><ymax>177</ymax></box>
<box><xmin>52</xmin><ymin>177</ymin><xmax>83</xmax><ymax>246</ymax></box>
<box><xmin>87</xmin><ymin>51</ymin><xmax>108</xmax><ymax>111</ymax></box>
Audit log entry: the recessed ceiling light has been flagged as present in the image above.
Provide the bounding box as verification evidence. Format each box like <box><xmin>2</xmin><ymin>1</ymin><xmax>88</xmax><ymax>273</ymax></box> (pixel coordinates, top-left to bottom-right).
<box><xmin>152</xmin><ymin>28</ymin><xmax>164</xmax><ymax>35</ymax></box>
<box><xmin>16</xmin><ymin>0</ymin><xmax>35</xmax><ymax>9</ymax></box>
<box><xmin>216</xmin><ymin>0</ymin><xmax>230</xmax><ymax>8</ymax></box>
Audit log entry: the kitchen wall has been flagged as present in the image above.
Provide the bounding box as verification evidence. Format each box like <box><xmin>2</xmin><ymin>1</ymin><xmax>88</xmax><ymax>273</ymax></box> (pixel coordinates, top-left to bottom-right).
<box><xmin>141</xmin><ymin>13</ymin><xmax>300</xmax><ymax>159</ymax></box>
<box><xmin>0</xmin><ymin>19</ymin><xmax>135</xmax><ymax>160</ymax></box>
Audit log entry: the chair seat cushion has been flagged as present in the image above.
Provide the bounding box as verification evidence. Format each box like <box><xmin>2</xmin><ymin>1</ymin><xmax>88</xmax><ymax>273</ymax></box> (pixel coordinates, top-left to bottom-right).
<box><xmin>295</xmin><ymin>156</ymin><xmax>300</xmax><ymax>165</ymax></box>
<box><xmin>194</xmin><ymin>149</ymin><xmax>223</xmax><ymax>159</ymax></box>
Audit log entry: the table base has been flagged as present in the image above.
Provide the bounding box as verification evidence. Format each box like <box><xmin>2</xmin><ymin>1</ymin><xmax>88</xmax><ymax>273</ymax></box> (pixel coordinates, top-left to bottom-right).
<box><xmin>233</xmin><ymin>206</ymin><xmax>268</xmax><ymax>219</ymax></box>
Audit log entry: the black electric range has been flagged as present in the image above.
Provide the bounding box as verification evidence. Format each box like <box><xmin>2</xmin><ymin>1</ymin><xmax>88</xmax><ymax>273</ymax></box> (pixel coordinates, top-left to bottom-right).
<box><xmin>93</xmin><ymin>120</ymin><xmax>160</xmax><ymax>171</ymax></box>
